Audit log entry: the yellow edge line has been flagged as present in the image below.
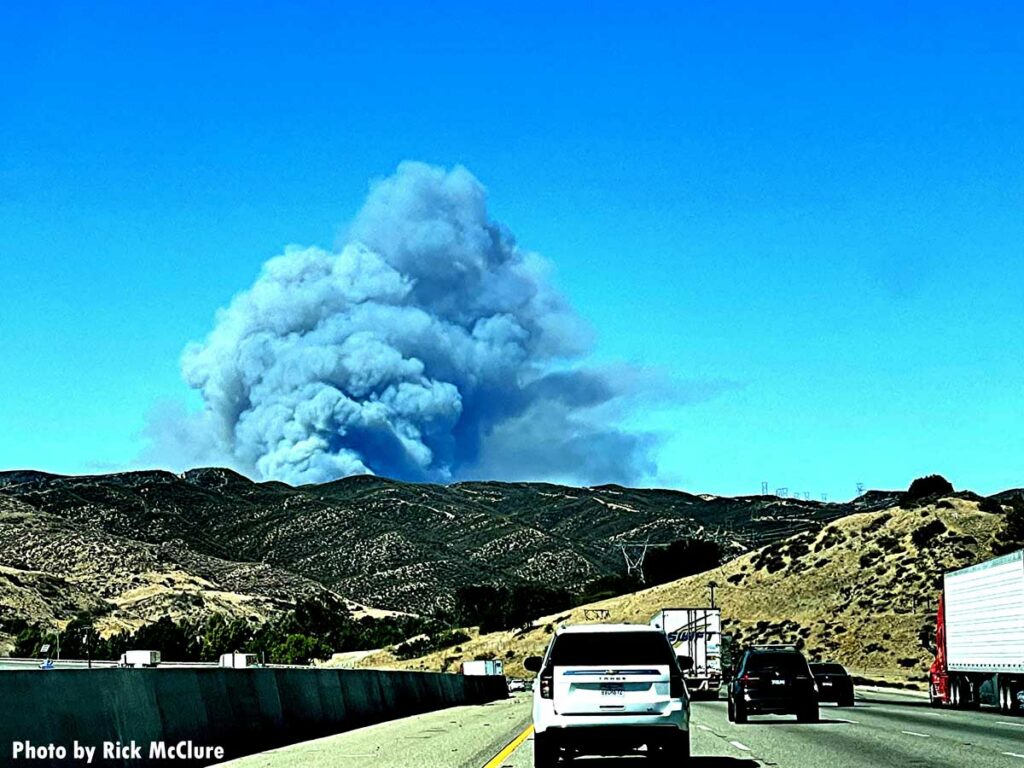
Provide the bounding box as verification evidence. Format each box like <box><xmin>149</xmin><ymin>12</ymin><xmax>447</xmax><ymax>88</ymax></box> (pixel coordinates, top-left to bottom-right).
<box><xmin>483</xmin><ymin>723</ymin><xmax>534</xmax><ymax>768</ymax></box>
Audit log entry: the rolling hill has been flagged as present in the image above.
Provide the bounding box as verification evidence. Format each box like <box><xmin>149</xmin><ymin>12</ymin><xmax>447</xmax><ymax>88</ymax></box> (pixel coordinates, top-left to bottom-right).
<box><xmin>0</xmin><ymin>467</ymin><xmax>899</xmax><ymax>649</ymax></box>
<box><xmin>354</xmin><ymin>494</ymin><xmax>1013</xmax><ymax>686</ymax></box>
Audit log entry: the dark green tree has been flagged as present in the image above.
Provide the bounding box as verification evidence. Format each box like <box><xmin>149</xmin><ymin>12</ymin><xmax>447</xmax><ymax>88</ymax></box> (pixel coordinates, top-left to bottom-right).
<box><xmin>644</xmin><ymin>538</ymin><xmax>723</xmax><ymax>585</ymax></box>
<box><xmin>905</xmin><ymin>474</ymin><xmax>954</xmax><ymax>501</ymax></box>
<box><xmin>270</xmin><ymin>633</ymin><xmax>332</xmax><ymax>665</ymax></box>
<box><xmin>994</xmin><ymin>495</ymin><xmax>1024</xmax><ymax>555</ymax></box>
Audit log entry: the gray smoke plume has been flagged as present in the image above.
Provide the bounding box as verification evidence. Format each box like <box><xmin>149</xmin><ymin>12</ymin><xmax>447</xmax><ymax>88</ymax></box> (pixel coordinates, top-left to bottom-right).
<box><xmin>166</xmin><ymin>162</ymin><xmax>661</xmax><ymax>485</ymax></box>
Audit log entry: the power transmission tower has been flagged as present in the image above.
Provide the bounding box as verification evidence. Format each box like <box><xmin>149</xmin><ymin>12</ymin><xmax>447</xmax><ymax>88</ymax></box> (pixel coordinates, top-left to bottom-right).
<box><xmin>803</xmin><ymin>492</ymin><xmax>810</xmax><ymax>501</ymax></box>
<box><xmin>761</xmin><ymin>481</ymin><xmax>769</xmax><ymax>495</ymax></box>
<box><xmin>856</xmin><ymin>482</ymin><xmax>865</xmax><ymax>496</ymax></box>
<box><xmin>775</xmin><ymin>487</ymin><xmax>788</xmax><ymax>498</ymax></box>
<box><xmin>620</xmin><ymin>543</ymin><xmax>651</xmax><ymax>582</ymax></box>
<box><xmin>821</xmin><ymin>493</ymin><xmax>828</xmax><ymax>502</ymax></box>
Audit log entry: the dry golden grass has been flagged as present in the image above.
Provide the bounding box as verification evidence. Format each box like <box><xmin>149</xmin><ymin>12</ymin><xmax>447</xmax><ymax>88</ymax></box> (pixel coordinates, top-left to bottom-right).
<box><xmin>351</xmin><ymin>498</ymin><xmax>1002</xmax><ymax>684</ymax></box>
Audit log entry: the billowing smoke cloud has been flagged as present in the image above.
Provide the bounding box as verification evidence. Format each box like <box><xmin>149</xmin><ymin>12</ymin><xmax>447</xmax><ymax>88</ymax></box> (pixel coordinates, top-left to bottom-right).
<box><xmin>163</xmin><ymin>162</ymin><xmax>661</xmax><ymax>485</ymax></box>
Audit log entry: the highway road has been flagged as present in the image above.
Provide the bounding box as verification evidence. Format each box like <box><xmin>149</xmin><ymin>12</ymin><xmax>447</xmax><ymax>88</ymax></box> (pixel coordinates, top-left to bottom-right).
<box><xmin>216</xmin><ymin>688</ymin><xmax>1024</xmax><ymax>768</ymax></box>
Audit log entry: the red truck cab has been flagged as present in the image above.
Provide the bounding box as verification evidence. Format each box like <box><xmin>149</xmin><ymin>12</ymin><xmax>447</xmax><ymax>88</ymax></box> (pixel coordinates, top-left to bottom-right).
<box><xmin>928</xmin><ymin>595</ymin><xmax>950</xmax><ymax>706</ymax></box>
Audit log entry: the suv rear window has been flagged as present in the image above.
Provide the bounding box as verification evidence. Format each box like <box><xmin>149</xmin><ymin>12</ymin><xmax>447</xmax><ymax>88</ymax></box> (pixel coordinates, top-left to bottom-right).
<box><xmin>549</xmin><ymin>632</ymin><xmax>675</xmax><ymax>666</ymax></box>
<box><xmin>810</xmin><ymin>663</ymin><xmax>846</xmax><ymax>675</ymax></box>
<box><xmin>743</xmin><ymin>652</ymin><xmax>810</xmax><ymax>675</ymax></box>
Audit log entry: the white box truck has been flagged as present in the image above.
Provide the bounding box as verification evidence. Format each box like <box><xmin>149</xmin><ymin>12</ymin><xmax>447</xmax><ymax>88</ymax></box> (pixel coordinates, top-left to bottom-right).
<box><xmin>651</xmin><ymin>607</ymin><xmax>722</xmax><ymax>699</ymax></box>
<box><xmin>119</xmin><ymin>650</ymin><xmax>160</xmax><ymax>668</ymax></box>
<box><xmin>460</xmin><ymin>659</ymin><xmax>504</xmax><ymax>676</ymax></box>
<box><xmin>929</xmin><ymin>549</ymin><xmax>1024</xmax><ymax>713</ymax></box>
<box><xmin>219</xmin><ymin>653</ymin><xmax>258</xmax><ymax>668</ymax></box>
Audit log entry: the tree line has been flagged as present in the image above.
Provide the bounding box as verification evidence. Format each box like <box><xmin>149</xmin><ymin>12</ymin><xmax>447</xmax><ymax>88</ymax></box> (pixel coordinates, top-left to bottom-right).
<box><xmin>12</xmin><ymin>596</ymin><xmax>453</xmax><ymax>666</ymax></box>
<box><xmin>452</xmin><ymin>538</ymin><xmax>723</xmax><ymax>633</ymax></box>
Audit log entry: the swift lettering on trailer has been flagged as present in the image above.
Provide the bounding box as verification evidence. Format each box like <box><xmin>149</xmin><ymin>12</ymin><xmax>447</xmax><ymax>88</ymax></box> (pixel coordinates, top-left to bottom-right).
<box><xmin>667</xmin><ymin>631</ymin><xmax>713</xmax><ymax>642</ymax></box>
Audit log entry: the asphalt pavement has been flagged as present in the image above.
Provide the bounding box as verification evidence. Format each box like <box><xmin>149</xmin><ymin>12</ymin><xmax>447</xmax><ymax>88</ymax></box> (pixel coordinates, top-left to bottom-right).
<box><xmin>216</xmin><ymin>688</ymin><xmax>1024</xmax><ymax>768</ymax></box>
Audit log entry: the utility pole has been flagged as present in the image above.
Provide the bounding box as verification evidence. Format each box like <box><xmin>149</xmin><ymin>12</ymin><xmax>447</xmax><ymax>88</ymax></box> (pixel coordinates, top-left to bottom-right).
<box><xmin>708</xmin><ymin>580</ymin><xmax>719</xmax><ymax>609</ymax></box>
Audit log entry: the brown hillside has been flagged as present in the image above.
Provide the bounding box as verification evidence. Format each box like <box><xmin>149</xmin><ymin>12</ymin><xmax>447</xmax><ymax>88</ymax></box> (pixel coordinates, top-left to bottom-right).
<box><xmin>354</xmin><ymin>497</ymin><xmax>1004</xmax><ymax>684</ymax></box>
<box><xmin>0</xmin><ymin>492</ymin><xmax>380</xmax><ymax>653</ymax></box>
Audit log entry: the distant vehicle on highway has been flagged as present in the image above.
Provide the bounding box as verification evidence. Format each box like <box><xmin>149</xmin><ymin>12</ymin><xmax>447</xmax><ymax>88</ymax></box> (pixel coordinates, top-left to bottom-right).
<box><xmin>525</xmin><ymin>623</ymin><xmax>691</xmax><ymax>766</ymax></box>
<box><xmin>460</xmin><ymin>659</ymin><xmax>504</xmax><ymax>676</ymax></box>
<box><xmin>219</xmin><ymin>652</ymin><xmax>259</xmax><ymax>669</ymax></box>
<box><xmin>728</xmin><ymin>644</ymin><xmax>818</xmax><ymax>723</ymax></box>
<box><xmin>929</xmin><ymin>549</ymin><xmax>1024</xmax><ymax>713</ymax></box>
<box><xmin>810</xmin><ymin>662</ymin><xmax>855</xmax><ymax>707</ymax></box>
<box><xmin>508</xmin><ymin>678</ymin><xmax>527</xmax><ymax>692</ymax></box>
<box><xmin>119</xmin><ymin>650</ymin><xmax>160</xmax><ymax>668</ymax></box>
<box><xmin>650</xmin><ymin>607</ymin><xmax>722</xmax><ymax>698</ymax></box>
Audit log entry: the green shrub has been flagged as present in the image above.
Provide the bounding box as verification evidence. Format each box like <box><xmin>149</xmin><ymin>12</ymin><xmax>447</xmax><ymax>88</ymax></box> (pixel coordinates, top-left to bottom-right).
<box><xmin>863</xmin><ymin>514</ymin><xmax>892</xmax><ymax>534</ymax></box>
<box><xmin>911</xmin><ymin>519</ymin><xmax>948</xmax><ymax>548</ymax></box>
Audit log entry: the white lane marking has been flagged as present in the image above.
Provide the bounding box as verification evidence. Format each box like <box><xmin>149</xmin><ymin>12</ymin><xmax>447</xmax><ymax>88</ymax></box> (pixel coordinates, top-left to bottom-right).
<box><xmin>695</xmin><ymin>724</ymin><xmax>713</xmax><ymax>732</ymax></box>
<box><xmin>1001</xmin><ymin>753</ymin><xmax>1024</xmax><ymax>760</ymax></box>
<box><xmin>998</xmin><ymin>721</ymin><xmax>1024</xmax><ymax>729</ymax></box>
<box><xmin>832</xmin><ymin>718</ymin><xmax>858</xmax><ymax>724</ymax></box>
<box><xmin>901</xmin><ymin>730</ymin><xmax>929</xmax><ymax>737</ymax></box>
<box><xmin>729</xmin><ymin>740</ymin><xmax>751</xmax><ymax>752</ymax></box>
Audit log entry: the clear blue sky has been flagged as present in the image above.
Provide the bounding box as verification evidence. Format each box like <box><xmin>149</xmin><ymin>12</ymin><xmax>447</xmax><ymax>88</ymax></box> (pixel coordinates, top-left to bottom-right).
<box><xmin>1</xmin><ymin>2</ymin><xmax>1022</xmax><ymax>498</ymax></box>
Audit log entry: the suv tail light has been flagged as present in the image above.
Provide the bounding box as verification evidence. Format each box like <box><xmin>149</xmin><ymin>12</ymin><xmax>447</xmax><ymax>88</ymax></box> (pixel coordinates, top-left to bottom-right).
<box><xmin>670</xmin><ymin>671</ymin><xmax>685</xmax><ymax>698</ymax></box>
<box><xmin>741</xmin><ymin>674</ymin><xmax>760</xmax><ymax>684</ymax></box>
<box><xmin>539</xmin><ymin>668</ymin><xmax>553</xmax><ymax>699</ymax></box>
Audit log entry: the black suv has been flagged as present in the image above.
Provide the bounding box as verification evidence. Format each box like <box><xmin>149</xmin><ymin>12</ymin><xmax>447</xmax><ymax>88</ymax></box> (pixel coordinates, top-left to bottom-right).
<box><xmin>810</xmin><ymin>662</ymin><xmax>855</xmax><ymax>707</ymax></box>
<box><xmin>727</xmin><ymin>645</ymin><xmax>818</xmax><ymax>723</ymax></box>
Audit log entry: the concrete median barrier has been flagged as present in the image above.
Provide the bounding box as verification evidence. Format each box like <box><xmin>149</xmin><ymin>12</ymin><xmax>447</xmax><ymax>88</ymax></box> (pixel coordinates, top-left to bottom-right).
<box><xmin>0</xmin><ymin>667</ymin><xmax>507</xmax><ymax>767</ymax></box>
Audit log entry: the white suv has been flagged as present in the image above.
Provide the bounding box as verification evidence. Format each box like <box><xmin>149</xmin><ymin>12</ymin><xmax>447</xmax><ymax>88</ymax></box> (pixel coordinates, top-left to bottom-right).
<box><xmin>525</xmin><ymin>623</ymin><xmax>691</xmax><ymax>766</ymax></box>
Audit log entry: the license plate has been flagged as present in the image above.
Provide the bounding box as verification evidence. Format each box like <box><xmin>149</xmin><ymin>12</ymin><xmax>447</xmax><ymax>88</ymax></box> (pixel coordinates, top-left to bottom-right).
<box><xmin>822</xmin><ymin>682</ymin><xmax>833</xmax><ymax>687</ymax></box>
<box><xmin>771</xmin><ymin>679</ymin><xmax>786</xmax><ymax>686</ymax></box>
<box><xmin>601</xmin><ymin>684</ymin><xmax>624</xmax><ymax>696</ymax></box>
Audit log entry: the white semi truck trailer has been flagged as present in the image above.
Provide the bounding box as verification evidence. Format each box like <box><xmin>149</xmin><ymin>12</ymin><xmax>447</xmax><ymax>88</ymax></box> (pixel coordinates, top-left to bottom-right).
<box><xmin>460</xmin><ymin>659</ymin><xmax>504</xmax><ymax>676</ymax></box>
<box><xmin>119</xmin><ymin>650</ymin><xmax>161</xmax><ymax>668</ymax></box>
<box><xmin>929</xmin><ymin>549</ymin><xmax>1024</xmax><ymax>713</ymax></box>
<box><xmin>650</xmin><ymin>607</ymin><xmax>722</xmax><ymax>698</ymax></box>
